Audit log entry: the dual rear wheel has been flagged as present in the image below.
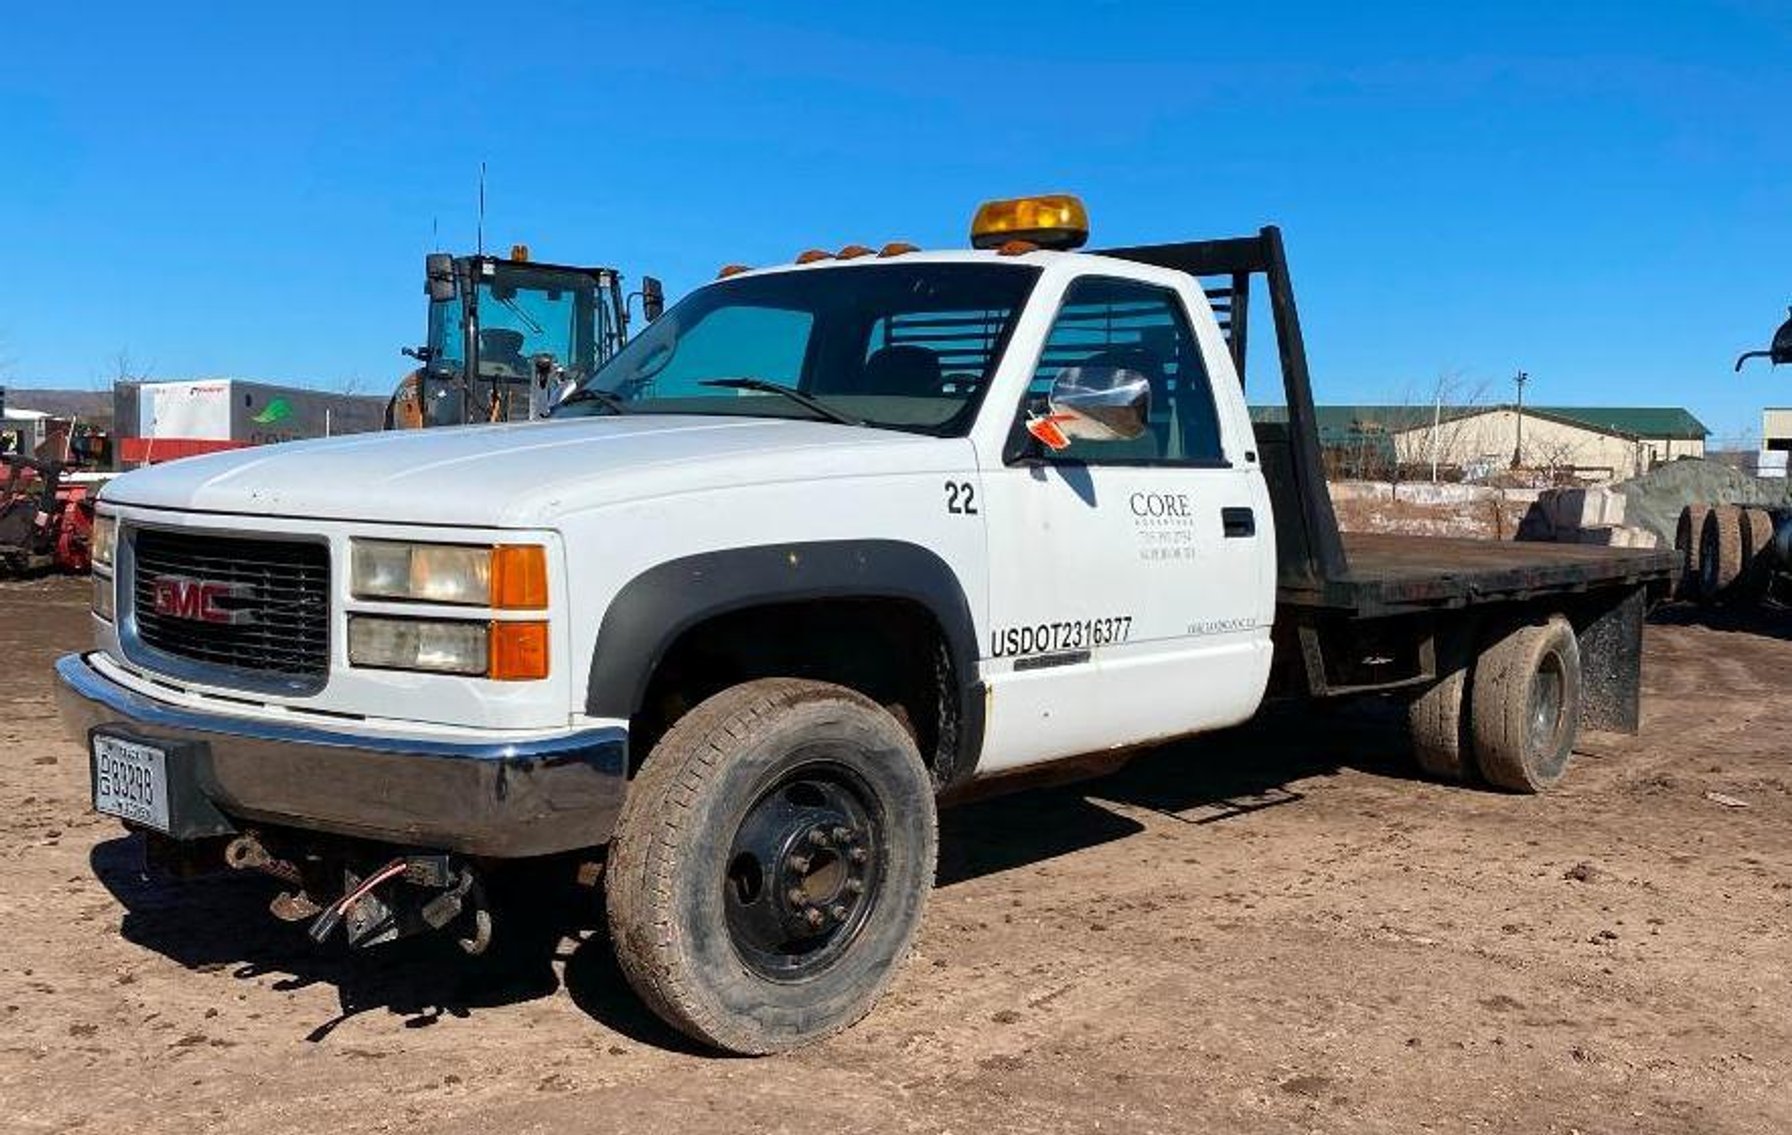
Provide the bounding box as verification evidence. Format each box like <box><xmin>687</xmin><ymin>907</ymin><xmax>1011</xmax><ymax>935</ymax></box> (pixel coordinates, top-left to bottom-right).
<box><xmin>1408</xmin><ymin>615</ymin><xmax>1582</xmax><ymax>792</ymax></box>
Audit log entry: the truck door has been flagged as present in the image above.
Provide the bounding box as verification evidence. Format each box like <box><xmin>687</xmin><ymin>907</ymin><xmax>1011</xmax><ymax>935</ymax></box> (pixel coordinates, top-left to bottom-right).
<box><xmin>976</xmin><ymin>274</ymin><xmax>1275</xmax><ymax>772</ymax></box>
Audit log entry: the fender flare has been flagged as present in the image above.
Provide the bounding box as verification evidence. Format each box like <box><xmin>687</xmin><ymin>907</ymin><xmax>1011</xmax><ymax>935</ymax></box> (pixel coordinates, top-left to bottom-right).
<box><xmin>586</xmin><ymin>540</ymin><xmax>985</xmax><ymax>783</ymax></box>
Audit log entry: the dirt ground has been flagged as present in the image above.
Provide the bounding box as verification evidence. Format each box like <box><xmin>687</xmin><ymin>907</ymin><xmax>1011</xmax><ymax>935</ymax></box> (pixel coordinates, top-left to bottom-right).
<box><xmin>3</xmin><ymin>577</ymin><xmax>1789</xmax><ymax>1134</ymax></box>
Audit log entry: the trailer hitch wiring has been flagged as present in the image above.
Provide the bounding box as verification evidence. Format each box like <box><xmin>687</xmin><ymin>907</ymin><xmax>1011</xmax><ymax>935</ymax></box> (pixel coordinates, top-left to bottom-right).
<box><xmin>307</xmin><ymin>857</ymin><xmax>408</xmax><ymax>944</ymax></box>
<box><xmin>303</xmin><ymin>855</ymin><xmax>493</xmax><ymax>955</ymax></box>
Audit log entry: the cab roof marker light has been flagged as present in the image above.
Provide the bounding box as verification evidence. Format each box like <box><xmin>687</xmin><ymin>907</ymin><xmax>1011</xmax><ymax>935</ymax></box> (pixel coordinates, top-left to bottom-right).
<box><xmin>836</xmin><ymin>244</ymin><xmax>874</xmax><ymax>260</ymax></box>
<box><xmin>996</xmin><ymin>239</ymin><xmax>1040</xmax><ymax>257</ymax></box>
<box><xmin>717</xmin><ymin>263</ymin><xmax>751</xmax><ymax>278</ymax></box>
<box><xmin>878</xmin><ymin>242</ymin><xmax>919</xmax><ymax>257</ymax></box>
<box><xmin>970</xmin><ymin>193</ymin><xmax>1090</xmax><ymax>251</ymax></box>
<box><xmin>794</xmin><ymin>249</ymin><xmax>834</xmax><ymax>264</ymax></box>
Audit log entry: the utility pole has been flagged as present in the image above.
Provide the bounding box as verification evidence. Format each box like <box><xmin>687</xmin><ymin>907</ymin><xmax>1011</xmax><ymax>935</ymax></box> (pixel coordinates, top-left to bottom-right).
<box><xmin>1512</xmin><ymin>370</ymin><xmax>1529</xmax><ymax>469</ymax></box>
<box><xmin>1430</xmin><ymin>391</ymin><xmax>1443</xmax><ymax>483</ymax></box>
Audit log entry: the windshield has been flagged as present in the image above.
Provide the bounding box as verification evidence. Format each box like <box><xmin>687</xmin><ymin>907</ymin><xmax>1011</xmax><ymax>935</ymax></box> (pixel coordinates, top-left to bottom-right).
<box><xmin>554</xmin><ymin>262</ymin><xmax>1041</xmax><ymax>435</ymax></box>
<box><xmin>428</xmin><ymin>265</ymin><xmax>604</xmax><ymax>383</ymax></box>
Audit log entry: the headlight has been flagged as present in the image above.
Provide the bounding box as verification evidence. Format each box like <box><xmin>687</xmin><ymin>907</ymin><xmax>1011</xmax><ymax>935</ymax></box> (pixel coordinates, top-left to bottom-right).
<box><xmin>350</xmin><ymin>541</ymin><xmax>547</xmax><ymax>608</ymax></box>
<box><xmin>91</xmin><ymin>515</ymin><xmax>116</xmax><ymax>570</ymax></box>
<box><xmin>349</xmin><ymin>617</ymin><xmax>488</xmax><ymax>675</ymax></box>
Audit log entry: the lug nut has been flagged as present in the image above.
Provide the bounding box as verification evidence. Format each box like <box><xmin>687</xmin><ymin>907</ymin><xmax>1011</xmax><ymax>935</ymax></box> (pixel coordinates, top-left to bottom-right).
<box><xmin>786</xmin><ymin>886</ymin><xmax>808</xmax><ymax>906</ymax></box>
<box><xmin>829</xmin><ymin>904</ymin><xmax>848</xmax><ymax>922</ymax></box>
<box><xmin>788</xmin><ymin>854</ymin><xmax>811</xmax><ymax>874</ymax></box>
<box><xmin>804</xmin><ymin>906</ymin><xmax>825</xmax><ymax>928</ymax></box>
<box><xmin>845</xmin><ymin>878</ymin><xmax>864</xmax><ymax>895</ymax></box>
<box><xmin>831</xmin><ymin>826</ymin><xmax>852</xmax><ymax>844</ymax></box>
<box><xmin>808</xmin><ymin>829</ymin><xmax>831</xmax><ymax>847</ymax></box>
<box><xmin>848</xmin><ymin>847</ymin><xmax>868</xmax><ymax>864</ymax></box>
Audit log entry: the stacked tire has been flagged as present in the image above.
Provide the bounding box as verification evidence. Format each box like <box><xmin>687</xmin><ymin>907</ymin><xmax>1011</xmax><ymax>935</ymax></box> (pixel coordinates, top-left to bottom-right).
<box><xmin>1682</xmin><ymin>503</ymin><xmax>1780</xmax><ymax>606</ymax></box>
<box><xmin>1674</xmin><ymin>503</ymin><xmax>1712</xmax><ymax>600</ymax></box>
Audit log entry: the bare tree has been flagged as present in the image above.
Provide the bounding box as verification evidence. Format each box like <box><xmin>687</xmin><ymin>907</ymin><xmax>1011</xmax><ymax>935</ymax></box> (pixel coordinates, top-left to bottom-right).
<box><xmin>98</xmin><ymin>347</ymin><xmax>154</xmax><ymax>392</ymax></box>
<box><xmin>1393</xmin><ymin>369</ymin><xmax>1496</xmax><ymax>482</ymax></box>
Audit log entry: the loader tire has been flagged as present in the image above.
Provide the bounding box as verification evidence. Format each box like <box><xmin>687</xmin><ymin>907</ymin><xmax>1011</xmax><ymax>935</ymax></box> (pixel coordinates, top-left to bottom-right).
<box><xmin>1699</xmin><ymin>506</ymin><xmax>1746</xmax><ymax>601</ymax></box>
<box><xmin>1675</xmin><ymin>504</ymin><xmax>1711</xmax><ymax>600</ymax></box>
<box><xmin>1470</xmin><ymin>616</ymin><xmax>1582</xmax><ymax>793</ymax></box>
<box><xmin>605</xmin><ymin>678</ymin><xmax>937</xmax><ymax>1055</ymax></box>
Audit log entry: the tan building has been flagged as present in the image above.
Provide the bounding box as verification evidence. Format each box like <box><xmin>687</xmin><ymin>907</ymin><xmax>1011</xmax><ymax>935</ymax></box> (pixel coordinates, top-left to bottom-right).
<box><xmin>1253</xmin><ymin>404</ymin><xmax>1709</xmax><ymax>482</ymax></box>
<box><xmin>1763</xmin><ymin>408</ymin><xmax>1792</xmax><ymax>452</ymax></box>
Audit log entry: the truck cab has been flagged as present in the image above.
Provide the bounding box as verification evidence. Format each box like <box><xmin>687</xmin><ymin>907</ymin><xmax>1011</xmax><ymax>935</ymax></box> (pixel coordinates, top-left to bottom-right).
<box><xmin>57</xmin><ymin>195</ymin><xmax>1670</xmax><ymax>1055</ymax></box>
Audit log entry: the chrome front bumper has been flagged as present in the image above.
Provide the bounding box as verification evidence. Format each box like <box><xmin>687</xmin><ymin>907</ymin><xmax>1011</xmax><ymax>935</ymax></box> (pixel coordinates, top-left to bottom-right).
<box><xmin>54</xmin><ymin>653</ymin><xmax>627</xmax><ymax>858</ymax></box>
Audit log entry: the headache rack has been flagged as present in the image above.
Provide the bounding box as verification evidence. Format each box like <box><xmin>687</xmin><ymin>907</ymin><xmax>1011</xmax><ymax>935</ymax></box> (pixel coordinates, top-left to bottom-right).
<box><xmin>1097</xmin><ymin>227</ymin><xmax>1347</xmax><ymax>594</ymax></box>
<box><xmin>1096</xmin><ymin>227</ymin><xmax>1673</xmax><ymax>715</ymax></box>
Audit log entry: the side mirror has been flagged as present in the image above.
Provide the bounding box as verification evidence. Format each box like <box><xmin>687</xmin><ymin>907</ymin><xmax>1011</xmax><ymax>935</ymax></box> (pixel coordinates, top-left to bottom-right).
<box><xmin>425</xmin><ymin>253</ymin><xmax>457</xmax><ymax>303</ymax></box>
<box><xmin>1044</xmin><ymin>366</ymin><xmax>1152</xmax><ymax>442</ymax></box>
<box><xmin>642</xmin><ymin>276</ymin><xmax>665</xmax><ymax>323</ymax></box>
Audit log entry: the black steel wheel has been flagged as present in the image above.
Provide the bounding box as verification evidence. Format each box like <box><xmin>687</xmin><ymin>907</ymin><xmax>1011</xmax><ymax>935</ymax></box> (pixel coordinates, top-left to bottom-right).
<box><xmin>723</xmin><ymin>762</ymin><xmax>886</xmax><ymax>982</ymax></box>
<box><xmin>606</xmin><ymin>678</ymin><xmax>936</xmax><ymax>1054</ymax></box>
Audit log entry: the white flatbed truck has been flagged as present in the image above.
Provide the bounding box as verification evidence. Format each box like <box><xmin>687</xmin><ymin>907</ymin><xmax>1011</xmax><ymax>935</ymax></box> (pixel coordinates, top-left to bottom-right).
<box><xmin>57</xmin><ymin>196</ymin><xmax>1673</xmax><ymax>1053</ymax></box>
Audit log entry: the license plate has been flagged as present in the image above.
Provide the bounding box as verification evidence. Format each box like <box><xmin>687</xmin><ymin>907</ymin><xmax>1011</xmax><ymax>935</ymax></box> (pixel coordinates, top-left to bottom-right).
<box><xmin>92</xmin><ymin>734</ymin><xmax>171</xmax><ymax>833</ymax></box>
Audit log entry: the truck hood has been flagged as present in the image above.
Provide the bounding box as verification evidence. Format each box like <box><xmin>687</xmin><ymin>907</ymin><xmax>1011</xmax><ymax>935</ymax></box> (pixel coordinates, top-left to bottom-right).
<box><xmin>101</xmin><ymin>416</ymin><xmax>964</xmax><ymax>527</ymax></box>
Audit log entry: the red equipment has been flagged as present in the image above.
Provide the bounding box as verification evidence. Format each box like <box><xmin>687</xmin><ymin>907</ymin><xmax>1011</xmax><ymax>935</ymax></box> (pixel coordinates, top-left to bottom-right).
<box><xmin>0</xmin><ymin>454</ymin><xmax>95</xmax><ymax>575</ymax></box>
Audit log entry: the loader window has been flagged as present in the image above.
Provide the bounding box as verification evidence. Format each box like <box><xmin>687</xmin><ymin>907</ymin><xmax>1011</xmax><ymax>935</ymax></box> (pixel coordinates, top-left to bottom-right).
<box><xmin>564</xmin><ymin>263</ymin><xmax>1040</xmax><ymax>435</ymax></box>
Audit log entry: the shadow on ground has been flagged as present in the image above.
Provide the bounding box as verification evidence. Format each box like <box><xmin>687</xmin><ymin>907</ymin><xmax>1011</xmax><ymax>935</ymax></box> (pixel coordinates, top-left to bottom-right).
<box><xmin>1648</xmin><ymin>599</ymin><xmax>1792</xmax><ymax>641</ymax></box>
<box><xmin>87</xmin><ymin>699</ymin><xmax>1421</xmax><ymax>1051</ymax></box>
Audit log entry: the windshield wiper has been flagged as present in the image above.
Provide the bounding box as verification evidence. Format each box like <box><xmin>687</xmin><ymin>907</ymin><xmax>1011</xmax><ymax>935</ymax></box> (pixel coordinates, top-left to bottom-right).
<box><xmin>699</xmin><ymin>378</ymin><xmax>864</xmax><ymax>427</ymax></box>
<box><xmin>494</xmin><ymin>293</ymin><xmax>545</xmax><ymax>335</ymax></box>
<box><xmin>553</xmin><ymin>387</ymin><xmax>629</xmax><ymax>415</ymax></box>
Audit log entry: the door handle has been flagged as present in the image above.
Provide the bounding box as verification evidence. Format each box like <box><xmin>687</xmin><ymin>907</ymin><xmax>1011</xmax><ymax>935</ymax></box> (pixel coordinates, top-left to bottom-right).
<box><xmin>1221</xmin><ymin>507</ymin><xmax>1256</xmax><ymax>538</ymax></box>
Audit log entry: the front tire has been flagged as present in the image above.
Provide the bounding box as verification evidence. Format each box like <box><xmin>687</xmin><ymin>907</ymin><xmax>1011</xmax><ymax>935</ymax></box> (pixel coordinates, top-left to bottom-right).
<box><xmin>605</xmin><ymin>678</ymin><xmax>937</xmax><ymax>1054</ymax></box>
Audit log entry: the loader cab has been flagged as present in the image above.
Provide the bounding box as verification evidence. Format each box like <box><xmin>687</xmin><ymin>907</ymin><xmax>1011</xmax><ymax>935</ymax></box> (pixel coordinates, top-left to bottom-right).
<box><xmin>392</xmin><ymin>250</ymin><xmax>636</xmax><ymax>428</ymax></box>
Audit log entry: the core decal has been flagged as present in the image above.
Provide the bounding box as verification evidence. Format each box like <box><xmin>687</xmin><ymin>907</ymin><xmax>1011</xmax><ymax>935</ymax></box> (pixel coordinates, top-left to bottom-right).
<box><xmin>1130</xmin><ymin>491</ymin><xmax>1198</xmax><ymax>563</ymax></box>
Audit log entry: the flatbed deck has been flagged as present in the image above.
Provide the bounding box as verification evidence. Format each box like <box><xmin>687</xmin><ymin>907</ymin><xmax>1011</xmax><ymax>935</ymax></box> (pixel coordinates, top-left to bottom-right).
<box><xmin>1278</xmin><ymin>532</ymin><xmax>1678</xmax><ymax>616</ymax></box>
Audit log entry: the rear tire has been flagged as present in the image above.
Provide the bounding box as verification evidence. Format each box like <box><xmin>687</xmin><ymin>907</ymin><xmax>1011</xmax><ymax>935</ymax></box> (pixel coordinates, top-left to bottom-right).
<box><xmin>1470</xmin><ymin>616</ymin><xmax>1582</xmax><ymax>793</ymax></box>
<box><xmin>1408</xmin><ymin>630</ymin><xmax>1473</xmax><ymax>781</ymax></box>
<box><xmin>605</xmin><ymin>678</ymin><xmax>937</xmax><ymax>1054</ymax></box>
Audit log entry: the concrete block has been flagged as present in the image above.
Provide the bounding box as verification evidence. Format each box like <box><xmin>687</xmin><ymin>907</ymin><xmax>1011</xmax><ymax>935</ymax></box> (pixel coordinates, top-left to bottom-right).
<box><xmin>1544</xmin><ymin>486</ymin><xmax>1627</xmax><ymax>530</ymax></box>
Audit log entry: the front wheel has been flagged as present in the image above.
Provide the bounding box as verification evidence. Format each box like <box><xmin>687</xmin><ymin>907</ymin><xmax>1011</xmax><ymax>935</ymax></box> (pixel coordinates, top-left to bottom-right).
<box><xmin>605</xmin><ymin>678</ymin><xmax>937</xmax><ymax>1054</ymax></box>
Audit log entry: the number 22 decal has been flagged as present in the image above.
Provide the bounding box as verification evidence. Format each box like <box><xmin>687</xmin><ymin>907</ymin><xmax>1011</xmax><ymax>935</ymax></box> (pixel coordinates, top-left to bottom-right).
<box><xmin>944</xmin><ymin>480</ymin><xmax>979</xmax><ymax>515</ymax></box>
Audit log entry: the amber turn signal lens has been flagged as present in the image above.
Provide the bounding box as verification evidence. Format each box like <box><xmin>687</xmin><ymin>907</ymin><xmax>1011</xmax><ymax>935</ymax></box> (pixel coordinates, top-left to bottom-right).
<box><xmin>491</xmin><ymin>545</ymin><xmax>548</xmax><ymax>610</ymax></box>
<box><xmin>489</xmin><ymin>620</ymin><xmax>549</xmax><ymax>681</ymax></box>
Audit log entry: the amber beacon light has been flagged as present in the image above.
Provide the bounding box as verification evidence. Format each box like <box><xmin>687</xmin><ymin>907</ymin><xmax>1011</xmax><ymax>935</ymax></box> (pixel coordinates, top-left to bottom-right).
<box><xmin>970</xmin><ymin>194</ymin><xmax>1090</xmax><ymax>250</ymax></box>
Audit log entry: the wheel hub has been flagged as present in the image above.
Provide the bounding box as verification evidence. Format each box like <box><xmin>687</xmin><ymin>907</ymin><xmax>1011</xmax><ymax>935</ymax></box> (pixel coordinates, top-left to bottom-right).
<box><xmin>723</xmin><ymin>767</ymin><xmax>882</xmax><ymax>980</ymax></box>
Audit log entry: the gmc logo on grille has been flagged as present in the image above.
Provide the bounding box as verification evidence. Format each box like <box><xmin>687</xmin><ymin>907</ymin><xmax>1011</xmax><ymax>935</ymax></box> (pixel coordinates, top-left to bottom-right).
<box><xmin>151</xmin><ymin>576</ymin><xmax>257</xmax><ymax>625</ymax></box>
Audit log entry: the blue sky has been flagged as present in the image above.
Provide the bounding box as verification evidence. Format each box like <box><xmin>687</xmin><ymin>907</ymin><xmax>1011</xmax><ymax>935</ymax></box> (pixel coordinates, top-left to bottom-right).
<box><xmin>4</xmin><ymin>1</ymin><xmax>1788</xmax><ymax>444</ymax></box>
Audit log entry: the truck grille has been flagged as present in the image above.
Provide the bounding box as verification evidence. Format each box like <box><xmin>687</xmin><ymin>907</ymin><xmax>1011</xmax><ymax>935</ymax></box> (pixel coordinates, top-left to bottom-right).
<box><xmin>130</xmin><ymin>528</ymin><xmax>331</xmax><ymax>684</ymax></box>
